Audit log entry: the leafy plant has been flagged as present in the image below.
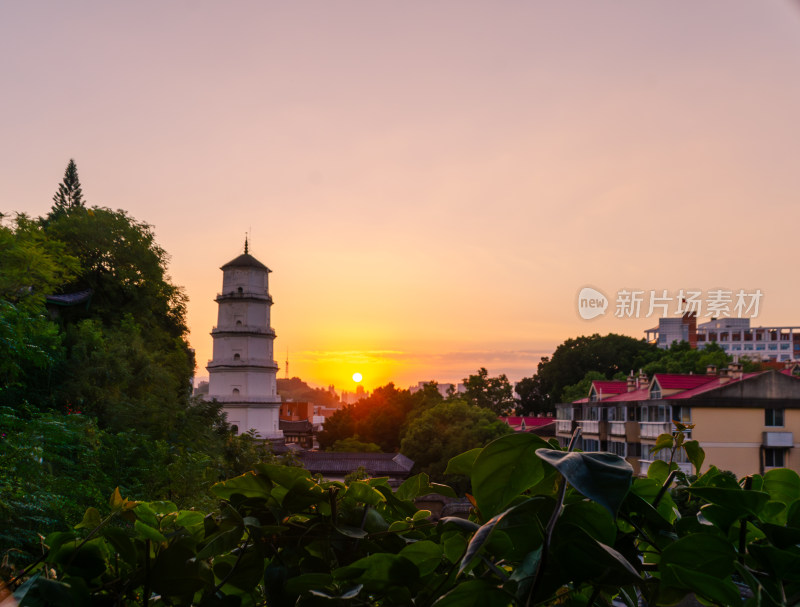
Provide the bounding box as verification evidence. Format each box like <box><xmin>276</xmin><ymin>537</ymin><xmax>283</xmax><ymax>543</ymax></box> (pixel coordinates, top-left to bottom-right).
<box><xmin>5</xmin><ymin>426</ymin><xmax>800</xmax><ymax>606</ymax></box>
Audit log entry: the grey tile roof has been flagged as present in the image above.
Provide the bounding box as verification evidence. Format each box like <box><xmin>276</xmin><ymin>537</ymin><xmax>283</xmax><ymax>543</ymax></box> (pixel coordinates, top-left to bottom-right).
<box><xmin>299</xmin><ymin>452</ymin><xmax>415</xmax><ymax>476</ymax></box>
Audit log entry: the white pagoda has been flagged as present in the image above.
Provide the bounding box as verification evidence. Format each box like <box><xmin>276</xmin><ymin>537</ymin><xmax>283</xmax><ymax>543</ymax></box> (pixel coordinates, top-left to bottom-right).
<box><xmin>206</xmin><ymin>240</ymin><xmax>283</xmax><ymax>440</ymax></box>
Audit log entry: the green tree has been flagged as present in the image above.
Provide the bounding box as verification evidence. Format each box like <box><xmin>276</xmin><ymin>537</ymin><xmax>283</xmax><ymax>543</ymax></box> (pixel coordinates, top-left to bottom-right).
<box><xmin>329</xmin><ymin>436</ymin><xmax>382</xmax><ymax>452</ymax></box>
<box><xmin>560</xmin><ymin>370</ymin><xmax>608</xmax><ymax>403</ymax></box>
<box><xmin>50</xmin><ymin>159</ymin><xmax>85</xmax><ymax>216</ymax></box>
<box><xmin>400</xmin><ymin>399</ymin><xmax>512</xmax><ymax>480</ymax></box>
<box><xmin>461</xmin><ymin>367</ymin><xmax>515</xmax><ymax>415</ymax></box>
<box><xmin>518</xmin><ymin>333</ymin><xmax>659</xmax><ymax>412</ymax></box>
<box><xmin>317</xmin><ymin>384</ymin><xmax>419</xmax><ymax>452</ymax></box>
<box><xmin>44</xmin><ymin>207</ymin><xmax>189</xmax><ymax>340</ymax></box>
<box><xmin>0</xmin><ymin>213</ymin><xmax>78</xmax><ymax>311</ymax></box>
<box><xmin>317</xmin><ymin>407</ymin><xmax>356</xmax><ymax>450</ymax></box>
<box><xmin>642</xmin><ymin>341</ymin><xmax>730</xmax><ymax>375</ymax></box>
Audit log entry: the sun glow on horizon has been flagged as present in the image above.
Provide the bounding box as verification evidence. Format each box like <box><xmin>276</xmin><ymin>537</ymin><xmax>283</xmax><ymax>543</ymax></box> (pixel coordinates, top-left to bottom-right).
<box><xmin>352</xmin><ymin>372</ymin><xmax>363</xmax><ymax>383</ymax></box>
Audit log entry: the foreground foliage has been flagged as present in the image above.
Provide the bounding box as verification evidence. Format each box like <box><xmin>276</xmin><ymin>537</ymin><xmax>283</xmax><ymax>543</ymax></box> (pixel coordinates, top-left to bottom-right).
<box><xmin>5</xmin><ymin>427</ymin><xmax>800</xmax><ymax>606</ymax></box>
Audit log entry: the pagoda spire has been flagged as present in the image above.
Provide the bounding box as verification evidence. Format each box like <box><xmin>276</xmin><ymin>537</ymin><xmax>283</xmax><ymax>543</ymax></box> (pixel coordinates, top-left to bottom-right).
<box><xmin>244</xmin><ymin>235</ymin><xmax>249</xmax><ymax>255</ymax></box>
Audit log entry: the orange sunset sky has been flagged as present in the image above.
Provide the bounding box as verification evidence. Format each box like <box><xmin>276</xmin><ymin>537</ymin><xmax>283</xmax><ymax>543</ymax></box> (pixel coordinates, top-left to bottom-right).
<box><xmin>3</xmin><ymin>2</ymin><xmax>800</xmax><ymax>391</ymax></box>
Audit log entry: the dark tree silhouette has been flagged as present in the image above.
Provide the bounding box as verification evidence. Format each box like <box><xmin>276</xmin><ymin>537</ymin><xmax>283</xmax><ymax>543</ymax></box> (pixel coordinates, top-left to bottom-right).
<box><xmin>51</xmin><ymin>158</ymin><xmax>85</xmax><ymax>215</ymax></box>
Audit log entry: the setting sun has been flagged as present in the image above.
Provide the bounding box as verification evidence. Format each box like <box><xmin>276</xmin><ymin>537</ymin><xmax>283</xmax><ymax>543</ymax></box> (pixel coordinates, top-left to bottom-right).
<box><xmin>352</xmin><ymin>372</ymin><xmax>363</xmax><ymax>383</ymax></box>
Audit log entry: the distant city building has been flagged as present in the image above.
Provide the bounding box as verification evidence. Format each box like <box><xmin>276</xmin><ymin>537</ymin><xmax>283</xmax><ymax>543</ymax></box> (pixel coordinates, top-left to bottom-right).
<box><xmin>341</xmin><ymin>384</ymin><xmax>369</xmax><ymax>405</ymax></box>
<box><xmin>408</xmin><ymin>382</ymin><xmax>466</xmax><ymax>397</ymax></box>
<box><xmin>556</xmin><ymin>363</ymin><xmax>800</xmax><ymax>478</ymax></box>
<box><xmin>205</xmin><ymin>241</ymin><xmax>283</xmax><ymax>441</ymax></box>
<box><xmin>646</xmin><ymin>316</ymin><xmax>800</xmax><ymax>362</ymax></box>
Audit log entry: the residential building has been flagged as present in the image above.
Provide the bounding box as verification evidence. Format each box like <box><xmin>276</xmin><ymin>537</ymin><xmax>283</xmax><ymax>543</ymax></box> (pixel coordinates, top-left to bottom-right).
<box><xmin>646</xmin><ymin>317</ymin><xmax>800</xmax><ymax>362</ymax></box>
<box><xmin>555</xmin><ymin>364</ymin><xmax>800</xmax><ymax>478</ymax></box>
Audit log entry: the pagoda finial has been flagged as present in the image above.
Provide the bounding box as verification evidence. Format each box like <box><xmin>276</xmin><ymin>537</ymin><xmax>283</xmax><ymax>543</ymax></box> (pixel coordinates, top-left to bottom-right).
<box><xmin>244</xmin><ymin>235</ymin><xmax>249</xmax><ymax>255</ymax></box>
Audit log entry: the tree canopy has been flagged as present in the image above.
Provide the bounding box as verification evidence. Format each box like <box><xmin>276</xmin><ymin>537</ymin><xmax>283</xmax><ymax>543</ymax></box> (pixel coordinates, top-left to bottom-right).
<box><xmin>400</xmin><ymin>399</ymin><xmax>511</xmax><ymax>480</ymax></box>
<box><xmin>515</xmin><ymin>333</ymin><xmax>660</xmax><ymax>413</ymax></box>
<box><xmin>460</xmin><ymin>367</ymin><xmax>515</xmax><ymax>415</ymax></box>
<box><xmin>0</xmin><ymin>162</ymin><xmax>272</xmax><ymax>557</ymax></box>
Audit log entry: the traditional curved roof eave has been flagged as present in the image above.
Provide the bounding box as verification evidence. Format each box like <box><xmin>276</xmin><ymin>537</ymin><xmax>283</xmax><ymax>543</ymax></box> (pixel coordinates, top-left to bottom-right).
<box><xmin>220</xmin><ymin>253</ymin><xmax>271</xmax><ymax>272</ymax></box>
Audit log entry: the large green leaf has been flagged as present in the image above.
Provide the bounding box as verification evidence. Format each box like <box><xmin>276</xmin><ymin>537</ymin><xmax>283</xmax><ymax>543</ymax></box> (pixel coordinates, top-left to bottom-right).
<box><xmin>763</xmin><ymin>468</ymin><xmax>800</xmax><ymax>505</ymax></box>
<box><xmin>396</xmin><ymin>472</ymin><xmax>456</xmax><ymax>501</ymax></box>
<box><xmin>212</xmin><ymin>547</ymin><xmax>265</xmax><ymax>591</ymax></box>
<box><xmin>659</xmin><ymin>533</ymin><xmax>736</xmax><ymax>579</ymax></box>
<box><xmin>760</xmin><ymin>522</ymin><xmax>800</xmax><ymax>550</ymax></box>
<box><xmin>74</xmin><ymin>507</ymin><xmax>102</xmax><ymax>530</ymax></box>
<box><xmin>284</xmin><ymin>573</ymin><xmax>335</xmax><ymax>596</ymax></box>
<box><xmin>683</xmin><ymin>440</ymin><xmax>705</xmax><ymax>473</ymax></box>
<box><xmin>196</xmin><ymin>525</ymin><xmax>244</xmax><ymax>560</ymax></box>
<box><xmin>211</xmin><ymin>471</ymin><xmax>272</xmax><ymax>500</ymax></box>
<box><xmin>471</xmin><ymin>433</ymin><xmax>550</xmax><ymax>518</ymax></box>
<box><xmin>537</xmin><ymin>449</ymin><xmax>632</xmax><ymax>517</ymax></box>
<box><xmin>100</xmin><ymin>527</ymin><xmax>137</xmax><ymax>566</ymax></box>
<box><xmin>444</xmin><ymin>448</ymin><xmax>483</xmax><ymax>477</ymax></box>
<box><xmin>661</xmin><ymin>564</ymin><xmax>741</xmax><ymax>607</ymax></box>
<box><xmin>254</xmin><ymin>463</ymin><xmax>311</xmax><ymax>488</ymax></box>
<box><xmin>134</xmin><ymin>520</ymin><xmax>166</xmax><ymax>543</ymax></box>
<box><xmin>399</xmin><ymin>541</ymin><xmax>443</xmax><ymax>577</ymax></box>
<box><xmin>649</xmin><ymin>433</ymin><xmax>674</xmax><ymax>454</ymax></box>
<box><xmin>552</xmin><ymin>525</ymin><xmax>641</xmax><ymax>587</ymax></box>
<box><xmin>645</xmin><ymin>459</ymin><xmax>674</xmax><ymax>484</ymax></box>
<box><xmin>748</xmin><ymin>544</ymin><xmax>800</xmax><ymax>582</ymax></box>
<box><xmin>559</xmin><ymin>501</ymin><xmax>616</xmax><ymax>546</ymax></box>
<box><xmin>432</xmin><ymin>579</ymin><xmax>512</xmax><ymax>607</ymax></box>
<box><xmin>689</xmin><ymin>487</ymin><xmax>770</xmax><ymax>519</ymax></box>
<box><xmin>344</xmin><ymin>553</ymin><xmax>419</xmax><ymax>592</ymax></box>
<box><xmin>628</xmin><ymin>478</ymin><xmax>677</xmax><ymax>525</ymax></box>
<box><xmin>343</xmin><ymin>481</ymin><xmax>386</xmax><ymax>506</ymax></box>
<box><xmin>458</xmin><ymin>499</ymin><xmax>541</xmax><ymax>576</ymax></box>
<box><xmin>151</xmin><ymin>540</ymin><xmax>214</xmax><ymax>597</ymax></box>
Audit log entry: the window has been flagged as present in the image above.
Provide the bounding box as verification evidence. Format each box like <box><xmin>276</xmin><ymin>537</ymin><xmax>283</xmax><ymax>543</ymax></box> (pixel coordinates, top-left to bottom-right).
<box><xmin>650</xmin><ymin>385</ymin><xmax>662</xmax><ymax>400</ymax></box>
<box><xmin>581</xmin><ymin>438</ymin><xmax>600</xmax><ymax>452</ymax></box>
<box><xmin>765</xmin><ymin>409</ymin><xmax>784</xmax><ymax>427</ymax></box>
<box><xmin>231</xmin><ymin>425</ymin><xmax>238</xmax><ymax>434</ymax></box>
<box><xmin>764</xmin><ymin>448</ymin><xmax>785</xmax><ymax>468</ymax></box>
<box><xmin>233</xmin><ymin>353</ymin><xmax>241</xmax><ymax>361</ymax></box>
<box><xmin>672</xmin><ymin>405</ymin><xmax>691</xmax><ymax>425</ymax></box>
<box><xmin>609</xmin><ymin>441</ymin><xmax>626</xmax><ymax>456</ymax></box>
<box><xmin>232</xmin><ymin>388</ymin><xmax>240</xmax><ymax>395</ymax></box>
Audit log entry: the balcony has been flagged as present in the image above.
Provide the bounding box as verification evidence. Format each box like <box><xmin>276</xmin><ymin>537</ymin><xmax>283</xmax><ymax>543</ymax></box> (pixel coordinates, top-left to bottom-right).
<box><xmin>555</xmin><ymin>420</ymin><xmax>574</xmax><ymax>434</ymax></box>
<box><xmin>211</xmin><ymin>325</ymin><xmax>276</xmax><ymax>336</ymax></box>
<box><xmin>639</xmin><ymin>460</ymin><xmax>692</xmax><ymax>476</ymax></box>
<box><xmin>763</xmin><ymin>432</ymin><xmax>793</xmax><ymax>447</ymax></box>
<box><xmin>207</xmin><ymin>358</ymin><xmax>279</xmax><ymax>369</ymax></box>
<box><xmin>207</xmin><ymin>395</ymin><xmax>281</xmax><ymax>404</ymax></box>
<box><xmin>639</xmin><ymin>421</ymin><xmax>671</xmax><ymax>439</ymax></box>
<box><xmin>609</xmin><ymin>421</ymin><xmax>626</xmax><ymax>436</ymax></box>
<box><xmin>579</xmin><ymin>420</ymin><xmax>601</xmax><ymax>435</ymax></box>
<box><xmin>216</xmin><ymin>291</ymin><xmax>272</xmax><ymax>302</ymax></box>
